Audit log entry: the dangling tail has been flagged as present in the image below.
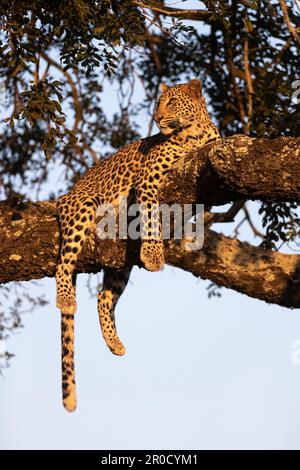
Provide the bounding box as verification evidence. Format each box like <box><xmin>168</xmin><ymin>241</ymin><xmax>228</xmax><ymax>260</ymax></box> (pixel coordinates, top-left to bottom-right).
<box><xmin>61</xmin><ymin>312</ymin><xmax>77</xmax><ymax>412</ymax></box>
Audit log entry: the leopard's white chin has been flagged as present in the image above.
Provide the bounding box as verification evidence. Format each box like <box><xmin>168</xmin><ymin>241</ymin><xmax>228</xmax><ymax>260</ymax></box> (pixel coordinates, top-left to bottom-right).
<box><xmin>160</xmin><ymin>127</ymin><xmax>175</xmax><ymax>135</ymax></box>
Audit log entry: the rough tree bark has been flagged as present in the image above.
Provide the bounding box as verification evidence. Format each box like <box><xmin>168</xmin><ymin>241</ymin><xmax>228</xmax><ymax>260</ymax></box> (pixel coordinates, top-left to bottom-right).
<box><xmin>1</xmin><ymin>136</ymin><xmax>299</xmax><ymax>307</ymax></box>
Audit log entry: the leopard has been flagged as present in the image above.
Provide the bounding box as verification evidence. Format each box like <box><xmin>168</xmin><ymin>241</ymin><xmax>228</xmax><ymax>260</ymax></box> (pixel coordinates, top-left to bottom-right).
<box><xmin>55</xmin><ymin>79</ymin><xmax>220</xmax><ymax>411</ymax></box>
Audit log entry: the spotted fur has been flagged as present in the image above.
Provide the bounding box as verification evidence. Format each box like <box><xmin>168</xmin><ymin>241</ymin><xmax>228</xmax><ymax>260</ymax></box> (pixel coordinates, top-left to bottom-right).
<box><xmin>56</xmin><ymin>79</ymin><xmax>220</xmax><ymax>411</ymax></box>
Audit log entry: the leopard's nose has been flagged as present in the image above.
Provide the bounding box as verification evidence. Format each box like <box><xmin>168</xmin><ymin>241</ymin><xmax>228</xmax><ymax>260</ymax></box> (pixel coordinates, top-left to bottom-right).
<box><xmin>169</xmin><ymin>119</ymin><xmax>180</xmax><ymax>129</ymax></box>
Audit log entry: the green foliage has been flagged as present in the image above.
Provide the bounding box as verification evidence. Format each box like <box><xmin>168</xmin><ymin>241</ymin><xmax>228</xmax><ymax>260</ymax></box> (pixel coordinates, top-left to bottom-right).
<box><xmin>0</xmin><ymin>0</ymin><xmax>299</xmax><ymax>198</ymax></box>
<box><xmin>0</xmin><ymin>0</ymin><xmax>146</xmax><ymax>196</ymax></box>
<box><xmin>259</xmin><ymin>202</ymin><xmax>300</xmax><ymax>250</ymax></box>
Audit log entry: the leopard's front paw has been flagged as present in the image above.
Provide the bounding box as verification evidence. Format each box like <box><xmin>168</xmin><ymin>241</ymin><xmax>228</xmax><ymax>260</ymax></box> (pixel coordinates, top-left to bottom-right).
<box><xmin>141</xmin><ymin>240</ymin><xmax>165</xmax><ymax>272</ymax></box>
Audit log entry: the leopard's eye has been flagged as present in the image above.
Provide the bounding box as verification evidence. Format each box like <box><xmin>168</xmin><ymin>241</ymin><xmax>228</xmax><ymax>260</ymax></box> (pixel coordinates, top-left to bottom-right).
<box><xmin>167</xmin><ymin>98</ymin><xmax>177</xmax><ymax>106</ymax></box>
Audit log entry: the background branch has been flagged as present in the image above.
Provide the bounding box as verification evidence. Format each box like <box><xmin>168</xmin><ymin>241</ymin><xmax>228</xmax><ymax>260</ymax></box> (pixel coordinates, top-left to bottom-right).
<box><xmin>136</xmin><ymin>0</ymin><xmax>213</xmax><ymax>21</ymax></box>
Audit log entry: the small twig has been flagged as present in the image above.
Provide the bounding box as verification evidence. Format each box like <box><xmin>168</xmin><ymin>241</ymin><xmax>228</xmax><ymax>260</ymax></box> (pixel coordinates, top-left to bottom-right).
<box><xmin>61</xmin><ymin>123</ymin><xmax>99</xmax><ymax>167</ymax></box>
<box><xmin>294</xmin><ymin>0</ymin><xmax>300</xmax><ymax>13</ymax></box>
<box><xmin>145</xmin><ymin>28</ymin><xmax>162</xmax><ymax>76</ymax></box>
<box><xmin>243</xmin><ymin>205</ymin><xmax>264</xmax><ymax>238</ymax></box>
<box><xmin>205</xmin><ymin>199</ymin><xmax>246</xmax><ymax>225</ymax></box>
<box><xmin>73</xmin><ymin>142</ymin><xmax>99</xmax><ymax>165</ymax></box>
<box><xmin>270</xmin><ymin>36</ymin><xmax>293</xmax><ymax>66</ymax></box>
<box><xmin>34</xmin><ymin>53</ymin><xmax>40</xmax><ymax>86</ymax></box>
<box><xmin>41</xmin><ymin>61</ymin><xmax>50</xmax><ymax>81</ymax></box>
<box><xmin>243</xmin><ymin>37</ymin><xmax>254</xmax><ymax>134</ymax></box>
<box><xmin>223</xmin><ymin>29</ymin><xmax>247</xmax><ymax>132</ymax></box>
<box><xmin>209</xmin><ymin>201</ymin><xmax>264</xmax><ymax>239</ymax></box>
<box><xmin>135</xmin><ymin>0</ymin><xmax>213</xmax><ymax>21</ymax></box>
<box><xmin>279</xmin><ymin>0</ymin><xmax>300</xmax><ymax>49</ymax></box>
<box><xmin>233</xmin><ymin>215</ymin><xmax>247</xmax><ymax>238</ymax></box>
<box><xmin>137</xmin><ymin>4</ymin><xmax>200</xmax><ymax>48</ymax></box>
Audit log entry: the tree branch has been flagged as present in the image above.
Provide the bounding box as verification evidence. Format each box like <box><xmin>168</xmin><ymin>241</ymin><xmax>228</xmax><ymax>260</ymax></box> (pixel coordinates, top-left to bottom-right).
<box><xmin>165</xmin><ymin>231</ymin><xmax>300</xmax><ymax>308</ymax></box>
<box><xmin>135</xmin><ymin>0</ymin><xmax>213</xmax><ymax>21</ymax></box>
<box><xmin>0</xmin><ymin>136</ymin><xmax>299</xmax><ymax>307</ymax></box>
<box><xmin>279</xmin><ymin>0</ymin><xmax>300</xmax><ymax>49</ymax></box>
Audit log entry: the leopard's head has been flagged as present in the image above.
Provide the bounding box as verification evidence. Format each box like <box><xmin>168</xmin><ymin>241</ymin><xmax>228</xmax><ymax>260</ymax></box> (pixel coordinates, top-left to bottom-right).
<box><xmin>154</xmin><ymin>79</ymin><xmax>205</xmax><ymax>136</ymax></box>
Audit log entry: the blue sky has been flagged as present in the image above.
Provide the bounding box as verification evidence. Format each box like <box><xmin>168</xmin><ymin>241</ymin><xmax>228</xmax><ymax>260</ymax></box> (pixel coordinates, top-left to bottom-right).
<box><xmin>1</xmin><ymin>266</ymin><xmax>300</xmax><ymax>449</ymax></box>
<box><xmin>1</xmin><ymin>0</ymin><xmax>300</xmax><ymax>451</ymax></box>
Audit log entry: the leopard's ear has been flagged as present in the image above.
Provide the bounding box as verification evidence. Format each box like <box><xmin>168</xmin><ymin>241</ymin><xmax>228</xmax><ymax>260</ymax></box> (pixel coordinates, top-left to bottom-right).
<box><xmin>160</xmin><ymin>83</ymin><xmax>169</xmax><ymax>93</ymax></box>
<box><xmin>185</xmin><ymin>79</ymin><xmax>202</xmax><ymax>100</ymax></box>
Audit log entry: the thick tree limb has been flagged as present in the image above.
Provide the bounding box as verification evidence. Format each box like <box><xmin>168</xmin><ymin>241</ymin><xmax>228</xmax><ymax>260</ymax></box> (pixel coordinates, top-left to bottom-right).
<box><xmin>160</xmin><ymin>135</ymin><xmax>300</xmax><ymax>206</ymax></box>
<box><xmin>0</xmin><ymin>136</ymin><xmax>299</xmax><ymax>308</ymax></box>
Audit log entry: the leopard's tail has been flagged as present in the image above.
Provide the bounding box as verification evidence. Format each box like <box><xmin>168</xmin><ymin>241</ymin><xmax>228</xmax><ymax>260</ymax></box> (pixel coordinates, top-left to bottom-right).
<box><xmin>61</xmin><ymin>312</ymin><xmax>77</xmax><ymax>412</ymax></box>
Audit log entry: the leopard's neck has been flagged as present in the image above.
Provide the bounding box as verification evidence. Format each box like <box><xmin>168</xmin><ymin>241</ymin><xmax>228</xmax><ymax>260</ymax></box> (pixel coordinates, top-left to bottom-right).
<box><xmin>170</xmin><ymin>109</ymin><xmax>221</xmax><ymax>150</ymax></box>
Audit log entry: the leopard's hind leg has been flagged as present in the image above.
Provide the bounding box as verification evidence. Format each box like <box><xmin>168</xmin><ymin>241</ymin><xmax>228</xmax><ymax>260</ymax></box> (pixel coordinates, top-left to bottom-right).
<box><xmin>98</xmin><ymin>266</ymin><xmax>132</xmax><ymax>356</ymax></box>
<box><xmin>56</xmin><ymin>194</ymin><xmax>98</xmax><ymax>314</ymax></box>
<box><xmin>56</xmin><ymin>193</ymin><xmax>98</xmax><ymax>411</ymax></box>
